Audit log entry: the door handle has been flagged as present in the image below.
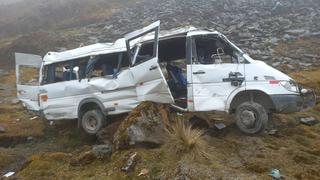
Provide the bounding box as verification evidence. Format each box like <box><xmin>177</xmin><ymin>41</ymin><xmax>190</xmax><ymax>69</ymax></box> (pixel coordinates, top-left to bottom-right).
<box><xmin>149</xmin><ymin>65</ymin><xmax>158</xmax><ymax>71</ymax></box>
<box><xmin>18</xmin><ymin>90</ymin><xmax>26</xmax><ymax>95</ymax></box>
<box><xmin>193</xmin><ymin>70</ymin><xmax>206</xmax><ymax>75</ymax></box>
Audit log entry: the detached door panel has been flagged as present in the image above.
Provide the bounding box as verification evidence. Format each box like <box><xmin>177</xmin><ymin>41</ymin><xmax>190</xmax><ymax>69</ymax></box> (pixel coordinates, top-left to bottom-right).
<box><xmin>125</xmin><ymin>21</ymin><xmax>174</xmax><ymax>104</ymax></box>
<box><xmin>15</xmin><ymin>53</ymin><xmax>42</xmax><ymax>111</ymax></box>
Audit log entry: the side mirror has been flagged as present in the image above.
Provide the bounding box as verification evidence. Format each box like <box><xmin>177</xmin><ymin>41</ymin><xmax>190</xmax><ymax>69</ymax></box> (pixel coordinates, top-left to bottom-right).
<box><xmin>73</xmin><ymin>66</ymin><xmax>80</xmax><ymax>80</ymax></box>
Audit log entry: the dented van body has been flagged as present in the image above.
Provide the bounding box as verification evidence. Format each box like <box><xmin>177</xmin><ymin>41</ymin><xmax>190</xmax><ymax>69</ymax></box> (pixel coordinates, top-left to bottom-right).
<box><xmin>15</xmin><ymin>21</ymin><xmax>316</xmax><ymax>134</ymax></box>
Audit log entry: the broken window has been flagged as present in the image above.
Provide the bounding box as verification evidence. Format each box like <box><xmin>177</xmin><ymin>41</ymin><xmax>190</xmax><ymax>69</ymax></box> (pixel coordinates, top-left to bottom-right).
<box><xmin>86</xmin><ymin>52</ymin><xmax>129</xmax><ymax>79</ymax></box>
<box><xmin>41</xmin><ymin>51</ymin><xmax>130</xmax><ymax>85</ymax></box>
<box><xmin>54</xmin><ymin>61</ymin><xmax>76</xmax><ymax>82</ymax></box>
<box><xmin>18</xmin><ymin>65</ymin><xmax>39</xmax><ymax>85</ymax></box>
<box><xmin>134</xmin><ymin>35</ymin><xmax>188</xmax><ymax>107</ymax></box>
<box><xmin>42</xmin><ymin>59</ymin><xmax>86</xmax><ymax>85</ymax></box>
<box><xmin>132</xmin><ymin>42</ymin><xmax>155</xmax><ymax>66</ymax></box>
<box><xmin>193</xmin><ymin>36</ymin><xmax>239</xmax><ymax>64</ymax></box>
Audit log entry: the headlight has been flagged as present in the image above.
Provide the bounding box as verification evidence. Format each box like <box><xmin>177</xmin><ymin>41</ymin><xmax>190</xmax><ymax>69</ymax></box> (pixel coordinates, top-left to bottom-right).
<box><xmin>280</xmin><ymin>80</ymin><xmax>299</xmax><ymax>93</ymax></box>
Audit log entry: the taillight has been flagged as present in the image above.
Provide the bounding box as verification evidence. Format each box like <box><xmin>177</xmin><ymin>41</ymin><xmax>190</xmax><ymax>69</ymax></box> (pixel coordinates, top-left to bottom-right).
<box><xmin>40</xmin><ymin>94</ymin><xmax>48</xmax><ymax>102</ymax></box>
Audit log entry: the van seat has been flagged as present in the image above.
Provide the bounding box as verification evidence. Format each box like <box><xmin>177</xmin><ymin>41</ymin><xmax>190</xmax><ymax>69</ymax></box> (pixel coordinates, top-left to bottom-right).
<box><xmin>166</xmin><ymin>64</ymin><xmax>187</xmax><ymax>89</ymax></box>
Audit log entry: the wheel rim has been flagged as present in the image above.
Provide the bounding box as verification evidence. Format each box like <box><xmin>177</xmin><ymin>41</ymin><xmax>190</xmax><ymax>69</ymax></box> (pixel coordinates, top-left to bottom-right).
<box><xmin>85</xmin><ymin>115</ymin><xmax>98</xmax><ymax>131</ymax></box>
<box><xmin>240</xmin><ymin>110</ymin><xmax>257</xmax><ymax>128</ymax></box>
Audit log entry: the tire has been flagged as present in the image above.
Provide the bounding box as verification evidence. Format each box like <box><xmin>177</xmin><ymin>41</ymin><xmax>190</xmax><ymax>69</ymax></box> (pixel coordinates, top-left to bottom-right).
<box><xmin>81</xmin><ymin>109</ymin><xmax>105</xmax><ymax>135</ymax></box>
<box><xmin>235</xmin><ymin>102</ymin><xmax>268</xmax><ymax>134</ymax></box>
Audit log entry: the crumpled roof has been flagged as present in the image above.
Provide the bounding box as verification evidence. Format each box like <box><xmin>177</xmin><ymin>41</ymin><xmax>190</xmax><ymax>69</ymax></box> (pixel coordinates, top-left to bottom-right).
<box><xmin>42</xmin><ymin>26</ymin><xmax>215</xmax><ymax>65</ymax></box>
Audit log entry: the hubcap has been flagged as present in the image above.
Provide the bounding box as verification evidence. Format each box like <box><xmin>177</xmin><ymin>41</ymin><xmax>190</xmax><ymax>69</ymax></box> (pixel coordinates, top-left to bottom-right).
<box><xmin>86</xmin><ymin>116</ymin><xmax>98</xmax><ymax>131</ymax></box>
<box><xmin>240</xmin><ymin>110</ymin><xmax>257</xmax><ymax>128</ymax></box>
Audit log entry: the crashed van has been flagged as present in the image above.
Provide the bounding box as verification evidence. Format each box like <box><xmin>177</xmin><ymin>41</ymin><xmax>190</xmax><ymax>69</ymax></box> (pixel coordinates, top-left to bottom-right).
<box><xmin>15</xmin><ymin>21</ymin><xmax>316</xmax><ymax>134</ymax></box>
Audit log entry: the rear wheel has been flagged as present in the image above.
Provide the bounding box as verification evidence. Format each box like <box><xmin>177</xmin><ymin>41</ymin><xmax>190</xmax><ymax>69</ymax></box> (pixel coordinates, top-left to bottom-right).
<box><xmin>235</xmin><ymin>102</ymin><xmax>268</xmax><ymax>134</ymax></box>
<box><xmin>81</xmin><ymin>109</ymin><xmax>105</xmax><ymax>135</ymax></box>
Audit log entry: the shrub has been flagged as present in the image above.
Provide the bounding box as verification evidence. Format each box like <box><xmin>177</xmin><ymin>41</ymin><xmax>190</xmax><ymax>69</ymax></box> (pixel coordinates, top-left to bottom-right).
<box><xmin>166</xmin><ymin>117</ymin><xmax>209</xmax><ymax>160</ymax></box>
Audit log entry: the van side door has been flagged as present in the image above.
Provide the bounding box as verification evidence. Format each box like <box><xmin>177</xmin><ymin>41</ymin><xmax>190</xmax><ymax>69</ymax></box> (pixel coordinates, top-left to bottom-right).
<box><xmin>187</xmin><ymin>33</ymin><xmax>245</xmax><ymax>112</ymax></box>
<box><xmin>15</xmin><ymin>53</ymin><xmax>42</xmax><ymax>111</ymax></box>
<box><xmin>125</xmin><ymin>21</ymin><xmax>174</xmax><ymax>104</ymax></box>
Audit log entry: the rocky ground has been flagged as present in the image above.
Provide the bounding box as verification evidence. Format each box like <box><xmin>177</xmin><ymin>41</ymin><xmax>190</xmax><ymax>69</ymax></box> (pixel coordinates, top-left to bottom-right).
<box><xmin>0</xmin><ymin>0</ymin><xmax>320</xmax><ymax>179</ymax></box>
<box><xmin>82</xmin><ymin>0</ymin><xmax>320</xmax><ymax>70</ymax></box>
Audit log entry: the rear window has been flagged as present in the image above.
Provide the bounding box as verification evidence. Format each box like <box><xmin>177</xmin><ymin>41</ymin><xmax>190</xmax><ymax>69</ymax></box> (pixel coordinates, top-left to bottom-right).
<box><xmin>18</xmin><ymin>65</ymin><xmax>39</xmax><ymax>85</ymax></box>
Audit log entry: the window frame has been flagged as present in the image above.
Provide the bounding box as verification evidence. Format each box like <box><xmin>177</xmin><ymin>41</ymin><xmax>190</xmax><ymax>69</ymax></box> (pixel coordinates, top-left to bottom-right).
<box><xmin>41</xmin><ymin>60</ymin><xmax>78</xmax><ymax>85</ymax></box>
<box><xmin>126</xmin><ymin>27</ymin><xmax>159</xmax><ymax>67</ymax></box>
<box><xmin>191</xmin><ymin>35</ymin><xmax>241</xmax><ymax>65</ymax></box>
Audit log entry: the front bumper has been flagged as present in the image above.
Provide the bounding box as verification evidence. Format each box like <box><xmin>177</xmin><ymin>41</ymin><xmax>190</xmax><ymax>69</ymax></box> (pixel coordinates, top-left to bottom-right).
<box><xmin>270</xmin><ymin>89</ymin><xmax>316</xmax><ymax>113</ymax></box>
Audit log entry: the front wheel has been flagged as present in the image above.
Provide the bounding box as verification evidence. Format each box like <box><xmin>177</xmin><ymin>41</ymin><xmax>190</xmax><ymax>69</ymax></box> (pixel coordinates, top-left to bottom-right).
<box><xmin>235</xmin><ymin>102</ymin><xmax>268</xmax><ymax>134</ymax></box>
<box><xmin>81</xmin><ymin>109</ymin><xmax>106</xmax><ymax>135</ymax></box>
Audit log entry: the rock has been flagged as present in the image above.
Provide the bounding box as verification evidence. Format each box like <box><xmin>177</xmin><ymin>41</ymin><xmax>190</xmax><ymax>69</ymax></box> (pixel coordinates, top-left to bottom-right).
<box><xmin>92</xmin><ymin>144</ymin><xmax>112</xmax><ymax>160</ymax></box>
<box><xmin>284</xmin><ymin>29</ymin><xmax>306</xmax><ymax>35</ymax></box>
<box><xmin>70</xmin><ymin>150</ymin><xmax>96</xmax><ymax>166</ymax></box>
<box><xmin>121</xmin><ymin>152</ymin><xmax>139</xmax><ymax>173</ymax></box>
<box><xmin>189</xmin><ymin>116</ymin><xmax>209</xmax><ymax>129</ymax></box>
<box><xmin>113</xmin><ymin>102</ymin><xmax>170</xmax><ymax>150</ymax></box>
<box><xmin>138</xmin><ymin>168</ymin><xmax>149</xmax><ymax>177</ymax></box>
<box><xmin>269</xmin><ymin>37</ymin><xmax>280</xmax><ymax>45</ymax></box>
<box><xmin>97</xmin><ymin>119</ymin><xmax>124</xmax><ymax>144</ymax></box>
<box><xmin>56</xmin><ymin>47</ymin><xmax>67</xmax><ymax>52</ymax></box>
<box><xmin>0</xmin><ymin>124</ymin><xmax>6</xmax><ymax>133</ymax></box>
<box><xmin>300</xmin><ymin>117</ymin><xmax>319</xmax><ymax>126</ymax></box>
<box><xmin>11</xmin><ymin>98</ymin><xmax>19</xmax><ymax>105</ymax></box>
<box><xmin>0</xmin><ymin>69</ymin><xmax>3</xmax><ymax>75</ymax></box>
<box><xmin>3</xmin><ymin>172</ymin><xmax>15</xmax><ymax>178</ymax></box>
<box><xmin>214</xmin><ymin>122</ymin><xmax>226</xmax><ymax>130</ymax></box>
<box><xmin>282</xmin><ymin>34</ymin><xmax>292</xmax><ymax>41</ymax></box>
<box><xmin>272</xmin><ymin>62</ymin><xmax>281</xmax><ymax>67</ymax></box>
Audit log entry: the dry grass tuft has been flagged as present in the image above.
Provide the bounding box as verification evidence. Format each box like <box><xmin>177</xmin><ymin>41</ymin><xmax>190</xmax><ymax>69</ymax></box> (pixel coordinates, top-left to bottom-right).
<box><xmin>166</xmin><ymin>117</ymin><xmax>209</xmax><ymax>161</ymax></box>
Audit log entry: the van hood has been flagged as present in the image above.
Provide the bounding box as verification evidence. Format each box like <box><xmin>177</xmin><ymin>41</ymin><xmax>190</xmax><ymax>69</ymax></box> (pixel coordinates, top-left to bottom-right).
<box><xmin>245</xmin><ymin>59</ymin><xmax>292</xmax><ymax>82</ymax></box>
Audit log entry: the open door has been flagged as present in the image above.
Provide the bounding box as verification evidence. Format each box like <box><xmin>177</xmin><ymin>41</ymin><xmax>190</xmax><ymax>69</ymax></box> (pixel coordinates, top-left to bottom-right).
<box><xmin>15</xmin><ymin>53</ymin><xmax>42</xmax><ymax>111</ymax></box>
<box><xmin>125</xmin><ymin>21</ymin><xmax>174</xmax><ymax>104</ymax></box>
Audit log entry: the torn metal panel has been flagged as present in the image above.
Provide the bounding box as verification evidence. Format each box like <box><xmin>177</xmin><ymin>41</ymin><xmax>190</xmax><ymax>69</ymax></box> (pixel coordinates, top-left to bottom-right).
<box><xmin>40</xmin><ymin>69</ymin><xmax>136</xmax><ymax>120</ymax></box>
<box><xmin>43</xmin><ymin>25</ymin><xmax>200</xmax><ymax>65</ymax></box>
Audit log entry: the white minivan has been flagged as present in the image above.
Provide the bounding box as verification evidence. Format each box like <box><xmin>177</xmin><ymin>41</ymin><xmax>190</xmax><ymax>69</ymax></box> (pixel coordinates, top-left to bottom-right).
<box><xmin>15</xmin><ymin>21</ymin><xmax>315</xmax><ymax>134</ymax></box>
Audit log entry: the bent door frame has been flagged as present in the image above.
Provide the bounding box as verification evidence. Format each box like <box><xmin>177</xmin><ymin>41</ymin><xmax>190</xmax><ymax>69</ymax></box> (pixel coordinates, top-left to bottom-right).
<box><xmin>125</xmin><ymin>21</ymin><xmax>174</xmax><ymax>104</ymax></box>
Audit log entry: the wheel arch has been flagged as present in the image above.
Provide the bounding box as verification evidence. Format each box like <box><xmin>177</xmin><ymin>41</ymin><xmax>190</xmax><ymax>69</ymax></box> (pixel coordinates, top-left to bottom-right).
<box><xmin>77</xmin><ymin>98</ymin><xmax>107</xmax><ymax>128</ymax></box>
<box><xmin>228</xmin><ymin>90</ymin><xmax>276</xmax><ymax>114</ymax></box>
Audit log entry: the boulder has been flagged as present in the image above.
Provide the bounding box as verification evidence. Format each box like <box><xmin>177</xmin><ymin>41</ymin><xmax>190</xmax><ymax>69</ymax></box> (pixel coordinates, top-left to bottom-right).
<box><xmin>70</xmin><ymin>150</ymin><xmax>96</xmax><ymax>167</ymax></box>
<box><xmin>121</xmin><ymin>152</ymin><xmax>139</xmax><ymax>173</ymax></box>
<box><xmin>97</xmin><ymin>118</ymin><xmax>124</xmax><ymax>144</ymax></box>
<box><xmin>92</xmin><ymin>144</ymin><xmax>112</xmax><ymax>160</ymax></box>
<box><xmin>70</xmin><ymin>144</ymin><xmax>113</xmax><ymax>166</ymax></box>
<box><xmin>113</xmin><ymin>102</ymin><xmax>170</xmax><ymax>150</ymax></box>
